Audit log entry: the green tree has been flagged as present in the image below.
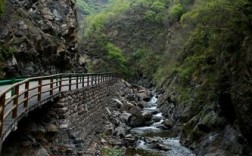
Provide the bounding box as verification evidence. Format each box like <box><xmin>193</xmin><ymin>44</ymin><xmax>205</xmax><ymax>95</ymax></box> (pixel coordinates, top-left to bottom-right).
<box><xmin>0</xmin><ymin>0</ymin><xmax>5</xmax><ymax>16</ymax></box>
<box><xmin>150</xmin><ymin>1</ymin><xmax>165</xmax><ymax>12</ymax></box>
<box><xmin>174</xmin><ymin>0</ymin><xmax>252</xmax><ymax>104</ymax></box>
<box><xmin>144</xmin><ymin>10</ymin><xmax>156</xmax><ymax>21</ymax></box>
<box><xmin>169</xmin><ymin>2</ymin><xmax>184</xmax><ymax>20</ymax></box>
<box><xmin>106</xmin><ymin>43</ymin><xmax>127</xmax><ymax>74</ymax></box>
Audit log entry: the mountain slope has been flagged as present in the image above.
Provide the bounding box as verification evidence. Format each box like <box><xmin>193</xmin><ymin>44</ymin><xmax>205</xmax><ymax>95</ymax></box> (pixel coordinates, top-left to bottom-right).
<box><xmin>76</xmin><ymin>0</ymin><xmax>113</xmax><ymax>15</ymax></box>
<box><xmin>81</xmin><ymin>0</ymin><xmax>252</xmax><ymax>155</ymax></box>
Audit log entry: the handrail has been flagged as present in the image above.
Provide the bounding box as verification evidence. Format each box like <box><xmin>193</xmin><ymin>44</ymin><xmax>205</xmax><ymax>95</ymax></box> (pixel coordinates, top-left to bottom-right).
<box><xmin>0</xmin><ymin>72</ymin><xmax>117</xmax><ymax>143</ymax></box>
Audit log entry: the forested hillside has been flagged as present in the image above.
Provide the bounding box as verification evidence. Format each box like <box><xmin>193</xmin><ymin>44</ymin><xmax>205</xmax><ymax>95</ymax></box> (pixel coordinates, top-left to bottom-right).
<box><xmin>76</xmin><ymin>0</ymin><xmax>114</xmax><ymax>15</ymax></box>
<box><xmin>81</xmin><ymin>0</ymin><xmax>252</xmax><ymax>155</ymax></box>
<box><xmin>81</xmin><ymin>0</ymin><xmax>202</xmax><ymax>80</ymax></box>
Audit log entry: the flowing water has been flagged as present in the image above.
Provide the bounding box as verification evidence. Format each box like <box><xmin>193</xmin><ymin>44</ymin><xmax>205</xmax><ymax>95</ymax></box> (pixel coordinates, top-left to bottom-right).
<box><xmin>125</xmin><ymin>96</ymin><xmax>195</xmax><ymax>156</ymax></box>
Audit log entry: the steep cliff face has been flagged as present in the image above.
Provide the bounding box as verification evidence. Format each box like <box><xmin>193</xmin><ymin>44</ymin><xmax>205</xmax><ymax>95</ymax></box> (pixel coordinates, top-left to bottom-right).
<box><xmin>0</xmin><ymin>0</ymin><xmax>79</xmax><ymax>78</ymax></box>
<box><xmin>157</xmin><ymin>1</ymin><xmax>252</xmax><ymax>155</ymax></box>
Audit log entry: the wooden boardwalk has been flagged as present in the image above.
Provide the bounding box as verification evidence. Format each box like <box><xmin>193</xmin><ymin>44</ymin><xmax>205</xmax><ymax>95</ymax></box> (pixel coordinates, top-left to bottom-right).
<box><xmin>0</xmin><ymin>73</ymin><xmax>115</xmax><ymax>144</ymax></box>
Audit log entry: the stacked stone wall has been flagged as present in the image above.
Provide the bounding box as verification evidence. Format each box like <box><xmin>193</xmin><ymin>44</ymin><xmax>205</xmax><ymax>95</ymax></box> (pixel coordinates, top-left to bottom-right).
<box><xmin>53</xmin><ymin>79</ymin><xmax>118</xmax><ymax>149</ymax></box>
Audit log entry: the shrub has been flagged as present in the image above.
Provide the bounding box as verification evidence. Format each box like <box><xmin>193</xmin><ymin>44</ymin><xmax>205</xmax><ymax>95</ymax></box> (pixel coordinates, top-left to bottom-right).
<box><xmin>169</xmin><ymin>3</ymin><xmax>184</xmax><ymax>20</ymax></box>
<box><xmin>0</xmin><ymin>46</ymin><xmax>15</xmax><ymax>78</ymax></box>
<box><xmin>144</xmin><ymin>10</ymin><xmax>156</xmax><ymax>22</ymax></box>
<box><xmin>101</xmin><ymin>147</ymin><xmax>122</xmax><ymax>156</ymax></box>
<box><xmin>0</xmin><ymin>46</ymin><xmax>15</xmax><ymax>61</ymax></box>
<box><xmin>0</xmin><ymin>0</ymin><xmax>5</xmax><ymax>16</ymax></box>
<box><xmin>106</xmin><ymin>43</ymin><xmax>127</xmax><ymax>74</ymax></box>
<box><xmin>150</xmin><ymin>1</ymin><xmax>165</xmax><ymax>12</ymax></box>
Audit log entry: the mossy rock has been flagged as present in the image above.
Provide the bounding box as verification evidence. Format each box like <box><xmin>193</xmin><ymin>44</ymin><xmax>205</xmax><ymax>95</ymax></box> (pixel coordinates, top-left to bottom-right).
<box><xmin>198</xmin><ymin>108</ymin><xmax>226</xmax><ymax>132</ymax></box>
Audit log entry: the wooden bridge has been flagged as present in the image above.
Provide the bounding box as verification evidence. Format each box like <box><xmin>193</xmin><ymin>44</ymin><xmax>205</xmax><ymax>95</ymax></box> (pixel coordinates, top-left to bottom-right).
<box><xmin>0</xmin><ymin>73</ymin><xmax>116</xmax><ymax>144</ymax></box>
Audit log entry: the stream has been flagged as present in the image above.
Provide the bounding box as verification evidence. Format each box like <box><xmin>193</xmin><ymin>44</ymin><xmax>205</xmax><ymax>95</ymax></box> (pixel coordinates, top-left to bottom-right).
<box><xmin>125</xmin><ymin>96</ymin><xmax>195</xmax><ymax>156</ymax></box>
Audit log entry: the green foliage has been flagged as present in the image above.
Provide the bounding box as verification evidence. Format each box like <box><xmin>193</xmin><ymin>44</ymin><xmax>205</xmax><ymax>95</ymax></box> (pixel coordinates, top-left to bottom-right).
<box><xmin>86</xmin><ymin>13</ymin><xmax>109</xmax><ymax>33</ymax></box>
<box><xmin>76</xmin><ymin>0</ymin><xmax>115</xmax><ymax>15</ymax></box>
<box><xmin>154</xmin><ymin>61</ymin><xmax>177</xmax><ymax>86</ymax></box>
<box><xmin>82</xmin><ymin>0</ymin><xmax>251</xmax><ymax>87</ymax></box>
<box><xmin>0</xmin><ymin>46</ymin><xmax>15</xmax><ymax>61</ymax></box>
<box><xmin>179</xmin><ymin>0</ymin><xmax>195</xmax><ymax>10</ymax></box>
<box><xmin>150</xmin><ymin>1</ymin><xmax>165</xmax><ymax>12</ymax></box>
<box><xmin>172</xmin><ymin>0</ymin><xmax>252</xmax><ymax>107</ymax></box>
<box><xmin>0</xmin><ymin>0</ymin><xmax>5</xmax><ymax>16</ymax></box>
<box><xmin>128</xmin><ymin>48</ymin><xmax>161</xmax><ymax>78</ymax></box>
<box><xmin>81</xmin><ymin>0</ymin><xmax>132</xmax><ymax>76</ymax></box>
<box><xmin>106</xmin><ymin>43</ymin><xmax>127</xmax><ymax>74</ymax></box>
<box><xmin>107</xmin><ymin>43</ymin><xmax>126</xmax><ymax>63</ymax></box>
<box><xmin>108</xmin><ymin>0</ymin><xmax>130</xmax><ymax>13</ymax></box>
<box><xmin>169</xmin><ymin>3</ymin><xmax>184</xmax><ymax>20</ymax></box>
<box><xmin>86</xmin><ymin>0</ymin><xmax>130</xmax><ymax>35</ymax></box>
<box><xmin>76</xmin><ymin>0</ymin><xmax>95</xmax><ymax>15</ymax></box>
<box><xmin>0</xmin><ymin>46</ymin><xmax>15</xmax><ymax>78</ymax></box>
<box><xmin>101</xmin><ymin>147</ymin><xmax>122</xmax><ymax>156</ymax></box>
<box><xmin>141</xmin><ymin>0</ymin><xmax>167</xmax><ymax>23</ymax></box>
<box><xmin>144</xmin><ymin>10</ymin><xmax>156</xmax><ymax>21</ymax></box>
<box><xmin>83</xmin><ymin>0</ymin><xmax>171</xmax><ymax>78</ymax></box>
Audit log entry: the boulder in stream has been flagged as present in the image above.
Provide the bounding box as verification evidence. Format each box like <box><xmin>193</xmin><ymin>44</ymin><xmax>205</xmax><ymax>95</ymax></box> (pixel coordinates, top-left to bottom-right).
<box><xmin>163</xmin><ymin>119</ymin><xmax>173</xmax><ymax>130</ymax></box>
<box><xmin>128</xmin><ymin>112</ymin><xmax>153</xmax><ymax>127</ymax></box>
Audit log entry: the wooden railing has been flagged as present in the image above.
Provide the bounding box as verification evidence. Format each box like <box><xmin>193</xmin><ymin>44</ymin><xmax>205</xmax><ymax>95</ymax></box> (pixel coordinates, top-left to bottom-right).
<box><xmin>0</xmin><ymin>73</ymin><xmax>116</xmax><ymax>143</ymax></box>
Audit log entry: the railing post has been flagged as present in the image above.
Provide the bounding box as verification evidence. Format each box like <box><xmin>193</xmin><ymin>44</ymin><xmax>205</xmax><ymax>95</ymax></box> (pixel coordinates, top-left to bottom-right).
<box><xmin>69</xmin><ymin>75</ymin><xmax>72</xmax><ymax>91</ymax></box>
<box><xmin>87</xmin><ymin>74</ymin><xmax>90</xmax><ymax>87</ymax></box>
<box><xmin>81</xmin><ymin>74</ymin><xmax>85</xmax><ymax>88</ymax></box>
<box><xmin>50</xmin><ymin>77</ymin><xmax>53</xmax><ymax>96</ymax></box>
<box><xmin>56</xmin><ymin>76</ymin><xmax>58</xmax><ymax>87</ymax></box>
<box><xmin>95</xmin><ymin>75</ymin><xmax>97</xmax><ymax>85</ymax></box>
<box><xmin>12</xmin><ymin>85</ymin><xmax>19</xmax><ymax>118</ymax></box>
<box><xmin>76</xmin><ymin>74</ymin><xmax>79</xmax><ymax>89</ymax></box>
<box><xmin>91</xmin><ymin>75</ymin><xmax>94</xmax><ymax>86</ymax></box>
<box><xmin>38</xmin><ymin>78</ymin><xmax>42</xmax><ymax>101</ymax></box>
<box><xmin>24</xmin><ymin>81</ymin><xmax>29</xmax><ymax>108</ymax></box>
<box><xmin>0</xmin><ymin>93</ymin><xmax>5</xmax><ymax>138</ymax></box>
<box><xmin>59</xmin><ymin>75</ymin><xmax>62</xmax><ymax>92</ymax></box>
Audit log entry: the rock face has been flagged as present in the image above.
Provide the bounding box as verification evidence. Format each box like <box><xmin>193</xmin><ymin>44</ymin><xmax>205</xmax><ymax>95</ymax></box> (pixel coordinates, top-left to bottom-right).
<box><xmin>0</xmin><ymin>0</ymin><xmax>80</xmax><ymax>77</ymax></box>
<box><xmin>158</xmin><ymin>73</ymin><xmax>252</xmax><ymax>155</ymax></box>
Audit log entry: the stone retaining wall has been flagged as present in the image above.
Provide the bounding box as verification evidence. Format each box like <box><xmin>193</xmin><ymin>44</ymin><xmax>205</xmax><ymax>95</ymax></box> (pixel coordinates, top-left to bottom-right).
<box><xmin>1</xmin><ymin>79</ymin><xmax>120</xmax><ymax>155</ymax></box>
<box><xmin>53</xmin><ymin>79</ymin><xmax>118</xmax><ymax>149</ymax></box>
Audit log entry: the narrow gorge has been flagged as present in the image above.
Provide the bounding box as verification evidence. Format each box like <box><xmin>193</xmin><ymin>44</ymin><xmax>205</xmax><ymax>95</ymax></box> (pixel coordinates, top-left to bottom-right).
<box><xmin>0</xmin><ymin>0</ymin><xmax>252</xmax><ymax>156</ymax></box>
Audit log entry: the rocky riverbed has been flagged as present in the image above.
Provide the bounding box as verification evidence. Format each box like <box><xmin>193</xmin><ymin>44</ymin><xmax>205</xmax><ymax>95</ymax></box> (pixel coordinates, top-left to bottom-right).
<box><xmin>86</xmin><ymin>80</ymin><xmax>195</xmax><ymax>156</ymax></box>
